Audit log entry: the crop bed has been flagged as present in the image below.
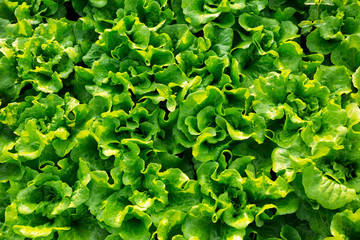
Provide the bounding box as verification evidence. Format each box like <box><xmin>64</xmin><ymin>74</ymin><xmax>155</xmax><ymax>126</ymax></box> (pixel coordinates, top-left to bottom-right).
<box><xmin>0</xmin><ymin>0</ymin><xmax>360</xmax><ymax>239</ymax></box>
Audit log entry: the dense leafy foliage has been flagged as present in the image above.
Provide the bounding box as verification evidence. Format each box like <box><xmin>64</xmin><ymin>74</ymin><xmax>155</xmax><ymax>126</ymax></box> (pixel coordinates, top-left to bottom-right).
<box><xmin>1</xmin><ymin>0</ymin><xmax>360</xmax><ymax>239</ymax></box>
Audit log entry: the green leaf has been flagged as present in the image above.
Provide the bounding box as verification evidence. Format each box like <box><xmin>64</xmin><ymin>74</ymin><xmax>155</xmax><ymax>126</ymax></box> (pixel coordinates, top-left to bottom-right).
<box><xmin>244</xmin><ymin>168</ymin><xmax>292</xmax><ymax>201</ymax></box>
<box><xmin>239</xmin><ymin>13</ymin><xmax>280</xmax><ymax>32</ymax></box>
<box><xmin>0</xmin><ymin>54</ymin><xmax>18</xmax><ymax>99</ymax></box>
<box><xmin>204</xmin><ymin>23</ymin><xmax>234</xmax><ymax>57</ymax></box>
<box><xmin>280</xmin><ymin>225</ymin><xmax>301</xmax><ymax>240</ymax></box>
<box><xmin>177</xmin><ymin>86</ymin><xmax>225</xmax><ymax>140</ymax></box>
<box><xmin>89</xmin><ymin>0</ymin><xmax>107</xmax><ymax>8</ymax></box>
<box><xmin>331</xmin><ymin>34</ymin><xmax>360</xmax><ymax>72</ymax></box>
<box><xmin>278</xmin><ymin>20</ymin><xmax>300</xmax><ymax>42</ymax></box>
<box><xmin>313</xmin><ymin>65</ymin><xmax>352</xmax><ymax>95</ymax></box>
<box><xmin>15</xmin><ymin>119</ymin><xmax>50</xmax><ymax>160</ymax></box>
<box><xmin>302</xmin><ymin>165</ymin><xmax>357</xmax><ymax>210</ymax></box>
<box><xmin>276</xmin><ymin>41</ymin><xmax>303</xmax><ymax>71</ymax></box>
<box><xmin>352</xmin><ymin>66</ymin><xmax>360</xmax><ymax>90</ymax></box>
<box><xmin>182</xmin><ymin>204</ymin><xmax>218</xmax><ymax>239</ymax></box>
<box><xmin>58</xmin><ymin>212</ymin><xmax>109</xmax><ymax>240</ymax></box>
<box><xmin>13</xmin><ymin>225</ymin><xmax>70</xmax><ymax>238</ymax></box>
<box><xmin>330</xmin><ymin>209</ymin><xmax>360</xmax><ymax>239</ymax></box>
<box><xmin>182</xmin><ymin>0</ymin><xmax>221</xmax><ymax>27</ymax></box>
<box><xmin>156</xmin><ymin>210</ymin><xmax>186</xmax><ymax>240</ymax></box>
<box><xmin>250</xmin><ymin>71</ymin><xmax>288</xmax><ymax>120</ymax></box>
<box><xmin>306</xmin><ymin>28</ymin><xmax>340</xmax><ymax>54</ymax></box>
<box><xmin>0</xmin><ymin>162</ymin><xmax>24</xmax><ymax>182</ymax></box>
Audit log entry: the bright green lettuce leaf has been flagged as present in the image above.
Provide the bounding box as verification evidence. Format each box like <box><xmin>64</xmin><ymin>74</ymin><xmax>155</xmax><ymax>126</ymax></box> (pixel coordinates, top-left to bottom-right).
<box><xmin>239</xmin><ymin>13</ymin><xmax>280</xmax><ymax>33</ymax></box>
<box><xmin>331</xmin><ymin>34</ymin><xmax>360</xmax><ymax>72</ymax></box>
<box><xmin>182</xmin><ymin>0</ymin><xmax>222</xmax><ymax>28</ymax></box>
<box><xmin>275</xmin><ymin>41</ymin><xmax>303</xmax><ymax>71</ymax></box>
<box><xmin>329</xmin><ymin>209</ymin><xmax>360</xmax><ymax>239</ymax></box>
<box><xmin>1</xmin><ymin>0</ymin><xmax>360</xmax><ymax>239</ymax></box>
<box><xmin>306</xmin><ymin>28</ymin><xmax>340</xmax><ymax>55</ymax></box>
<box><xmin>243</xmin><ymin>167</ymin><xmax>292</xmax><ymax>201</ymax></box>
<box><xmin>302</xmin><ymin>164</ymin><xmax>357</xmax><ymax>210</ymax></box>
<box><xmin>250</xmin><ymin>71</ymin><xmax>289</xmax><ymax>120</ymax></box>
<box><xmin>313</xmin><ymin>65</ymin><xmax>352</xmax><ymax>95</ymax></box>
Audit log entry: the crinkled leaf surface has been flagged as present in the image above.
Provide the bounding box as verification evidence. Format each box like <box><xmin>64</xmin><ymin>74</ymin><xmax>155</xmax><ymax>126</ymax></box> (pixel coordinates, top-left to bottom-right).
<box><xmin>1</xmin><ymin>0</ymin><xmax>360</xmax><ymax>239</ymax></box>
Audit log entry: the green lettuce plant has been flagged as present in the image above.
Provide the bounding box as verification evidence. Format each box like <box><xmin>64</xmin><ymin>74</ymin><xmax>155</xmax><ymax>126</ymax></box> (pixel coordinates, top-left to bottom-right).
<box><xmin>1</xmin><ymin>0</ymin><xmax>360</xmax><ymax>239</ymax></box>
